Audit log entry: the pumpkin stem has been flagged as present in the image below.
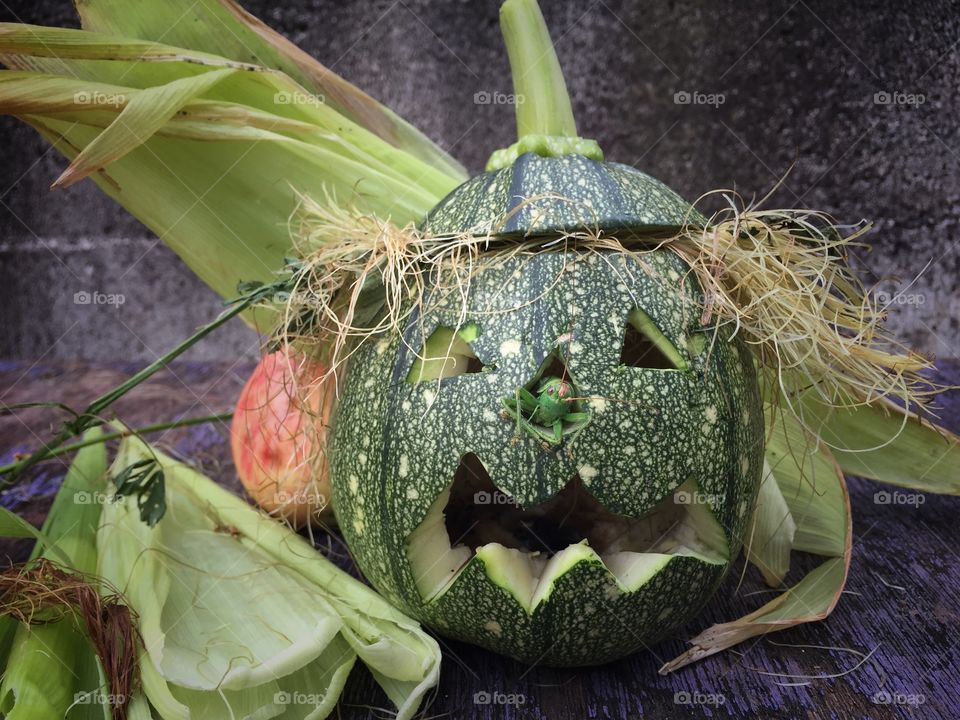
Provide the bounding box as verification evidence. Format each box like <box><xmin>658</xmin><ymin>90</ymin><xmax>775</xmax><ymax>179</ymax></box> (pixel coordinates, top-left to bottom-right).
<box><xmin>486</xmin><ymin>0</ymin><xmax>603</xmax><ymax>171</ymax></box>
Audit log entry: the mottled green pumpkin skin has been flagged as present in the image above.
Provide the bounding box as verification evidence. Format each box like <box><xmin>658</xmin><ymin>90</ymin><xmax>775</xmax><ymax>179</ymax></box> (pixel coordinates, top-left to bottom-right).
<box><xmin>330</xmin><ymin>246</ymin><xmax>764</xmax><ymax>666</ymax></box>
<box><xmin>423</xmin><ymin>152</ymin><xmax>708</xmax><ymax>236</ymax></box>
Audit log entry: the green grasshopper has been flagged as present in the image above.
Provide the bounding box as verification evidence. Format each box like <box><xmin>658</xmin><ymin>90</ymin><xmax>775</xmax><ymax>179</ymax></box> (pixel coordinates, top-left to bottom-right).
<box><xmin>500</xmin><ymin>376</ymin><xmax>593</xmax><ymax>446</ymax></box>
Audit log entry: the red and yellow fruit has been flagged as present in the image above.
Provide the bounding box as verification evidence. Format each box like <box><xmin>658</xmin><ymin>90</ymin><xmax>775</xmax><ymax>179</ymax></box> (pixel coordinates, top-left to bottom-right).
<box><xmin>231</xmin><ymin>350</ymin><xmax>335</xmax><ymax>526</ymax></box>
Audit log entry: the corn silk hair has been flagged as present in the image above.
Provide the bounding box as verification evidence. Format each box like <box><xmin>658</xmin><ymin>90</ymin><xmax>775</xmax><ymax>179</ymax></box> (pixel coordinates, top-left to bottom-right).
<box><xmin>277</xmin><ymin>190</ymin><xmax>943</xmax><ymax>443</ymax></box>
<box><xmin>0</xmin><ymin>559</ymin><xmax>139</xmax><ymax>720</ymax></box>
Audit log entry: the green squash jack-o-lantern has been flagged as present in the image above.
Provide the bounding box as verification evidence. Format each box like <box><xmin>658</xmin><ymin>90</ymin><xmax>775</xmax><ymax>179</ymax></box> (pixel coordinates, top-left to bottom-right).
<box><xmin>330</xmin><ymin>0</ymin><xmax>765</xmax><ymax>666</ymax></box>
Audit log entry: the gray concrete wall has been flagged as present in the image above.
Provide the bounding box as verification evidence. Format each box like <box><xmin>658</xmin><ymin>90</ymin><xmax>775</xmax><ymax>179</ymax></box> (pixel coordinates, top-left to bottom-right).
<box><xmin>1</xmin><ymin>0</ymin><xmax>958</xmax><ymax>362</ymax></box>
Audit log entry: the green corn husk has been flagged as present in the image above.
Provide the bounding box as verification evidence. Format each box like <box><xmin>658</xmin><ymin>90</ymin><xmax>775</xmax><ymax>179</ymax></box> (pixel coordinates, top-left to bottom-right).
<box><xmin>669</xmin><ymin>368</ymin><xmax>958</xmax><ymax>672</ymax></box>
<box><xmin>72</xmin><ymin>0</ymin><xmax>466</xmax><ymax>181</ymax></box>
<box><xmin>669</xmin><ymin>370</ymin><xmax>959</xmax><ymax>670</ymax></box>
<box><xmin>0</xmin><ymin>6</ymin><xmax>466</xmax><ymax>327</ymax></box>
<box><xmin>797</xmin><ymin>392</ymin><xmax>960</xmax><ymax>494</ymax></box>
<box><xmin>99</xmin><ymin>434</ymin><xmax>440</xmax><ymax>720</ymax></box>
<box><xmin>0</xmin><ymin>502</ymin><xmax>69</xmax><ymax>564</ymax></box>
<box><xmin>0</xmin><ymin>430</ymin><xmax>118</xmax><ymax>720</ymax></box>
<box><xmin>744</xmin><ymin>460</ymin><xmax>796</xmax><ymax>587</ymax></box>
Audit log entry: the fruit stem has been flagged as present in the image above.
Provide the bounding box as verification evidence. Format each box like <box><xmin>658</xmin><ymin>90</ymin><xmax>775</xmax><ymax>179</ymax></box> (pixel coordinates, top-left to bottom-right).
<box><xmin>486</xmin><ymin>0</ymin><xmax>603</xmax><ymax>170</ymax></box>
<box><xmin>501</xmin><ymin>0</ymin><xmax>577</xmax><ymax>140</ymax></box>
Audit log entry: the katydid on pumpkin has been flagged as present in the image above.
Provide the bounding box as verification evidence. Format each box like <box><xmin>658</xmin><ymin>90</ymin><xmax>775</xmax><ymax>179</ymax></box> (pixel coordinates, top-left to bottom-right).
<box><xmin>499</xmin><ymin>327</ymin><xmax>661</xmax><ymax>448</ymax></box>
<box><xmin>500</xmin><ymin>376</ymin><xmax>592</xmax><ymax>446</ymax></box>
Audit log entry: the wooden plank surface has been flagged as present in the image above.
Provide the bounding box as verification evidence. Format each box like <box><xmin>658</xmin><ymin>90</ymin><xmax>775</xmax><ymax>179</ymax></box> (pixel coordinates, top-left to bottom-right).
<box><xmin>1</xmin><ymin>359</ymin><xmax>957</xmax><ymax>720</ymax></box>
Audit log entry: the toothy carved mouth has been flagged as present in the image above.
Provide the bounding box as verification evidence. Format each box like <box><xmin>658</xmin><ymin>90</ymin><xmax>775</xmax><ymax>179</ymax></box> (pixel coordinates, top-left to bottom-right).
<box><xmin>406</xmin><ymin>453</ymin><xmax>729</xmax><ymax>610</ymax></box>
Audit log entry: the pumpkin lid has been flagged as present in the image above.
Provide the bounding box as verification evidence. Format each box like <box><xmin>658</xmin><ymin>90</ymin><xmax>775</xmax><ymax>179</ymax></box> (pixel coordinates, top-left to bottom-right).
<box><xmin>422</xmin><ymin>153</ymin><xmax>706</xmax><ymax>236</ymax></box>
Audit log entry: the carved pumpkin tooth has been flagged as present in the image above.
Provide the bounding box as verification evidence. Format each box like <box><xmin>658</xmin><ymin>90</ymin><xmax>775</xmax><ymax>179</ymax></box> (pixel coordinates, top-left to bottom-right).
<box><xmin>406</xmin><ymin>488</ymin><xmax>472</xmax><ymax>601</ymax></box>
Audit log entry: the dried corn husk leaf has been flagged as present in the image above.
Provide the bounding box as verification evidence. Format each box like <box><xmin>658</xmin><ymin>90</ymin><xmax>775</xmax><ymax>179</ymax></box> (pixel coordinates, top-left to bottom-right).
<box><xmin>663</xmin><ymin>409</ymin><xmax>851</xmax><ymax>672</ymax></box>
<box><xmin>660</xmin><ymin>557</ymin><xmax>848</xmax><ymax>673</ymax></box>
<box><xmin>0</xmin><ymin>20</ymin><xmax>464</xmax><ymax>327</ymax></box>
<box><xmin>52</xmin><ymin>67</ymin><xmax>237</xmax><ymax>188</ymax></box>
<box><xmin>744</xmin><ymin>460</ymin><xmax>796</xmax><ymax>587</ymax></box>
<box><xmin>99</xmin><ymin>435</ymin><xmax>439</xmax><ymax>720</ymax></box>
<box><xmin>73</xmin><ymin>0</ymin><xmax>466</xmax><ymax>180</ymax></box>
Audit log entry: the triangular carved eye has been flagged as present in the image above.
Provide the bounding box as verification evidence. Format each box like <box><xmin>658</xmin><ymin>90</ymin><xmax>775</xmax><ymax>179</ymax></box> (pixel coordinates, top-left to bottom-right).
<box><xmin>407</xmin><ymin>324</ymin><xmax>487</xmax><ymax>382</ymax></box>
<box><xmin>620</xmin><ymin>308</ymin><xmax>686</xmax><ymax>370</ymax></box>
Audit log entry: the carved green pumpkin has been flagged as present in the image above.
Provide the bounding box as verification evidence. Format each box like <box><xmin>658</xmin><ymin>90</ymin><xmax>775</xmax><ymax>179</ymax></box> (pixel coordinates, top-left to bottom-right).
<box><xmin>330</xmin><ymin>155</ymin><xmax>764</xmax><ymax>667</ymax></box>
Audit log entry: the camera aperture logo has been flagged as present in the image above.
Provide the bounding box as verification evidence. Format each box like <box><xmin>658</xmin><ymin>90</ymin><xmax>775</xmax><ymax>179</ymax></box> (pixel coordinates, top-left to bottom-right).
<box><xmin>473</xmin><ymin>690</ymin><xmax>526</xmax><ymax>706</ymax></box>
<box><xmin>74</xmin><ymin>290</ymin><xmax>125</xmax><ymax>307</ymax></box>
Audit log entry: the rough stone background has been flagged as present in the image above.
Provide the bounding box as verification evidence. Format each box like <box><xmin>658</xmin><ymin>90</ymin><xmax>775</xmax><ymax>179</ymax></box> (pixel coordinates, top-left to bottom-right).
<box><xmin>1</xmin><ymin>0</ymin><xmax>958</xmax><ymax>362</ymax></box>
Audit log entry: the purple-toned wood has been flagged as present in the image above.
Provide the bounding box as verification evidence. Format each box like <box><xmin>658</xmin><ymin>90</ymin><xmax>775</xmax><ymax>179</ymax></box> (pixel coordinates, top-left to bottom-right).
<box><xmin>1</xmin><ymin>360</ymin><xmax>957</xmax><ymax>720</ymax></box>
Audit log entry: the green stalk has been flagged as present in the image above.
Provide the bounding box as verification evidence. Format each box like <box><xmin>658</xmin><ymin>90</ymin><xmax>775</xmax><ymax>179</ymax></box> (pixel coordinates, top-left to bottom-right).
<box><xmin>1</xmin><ymin>269</ymin><xmax>296</xmax><ymax>483</ymax></box>
<box><xmin>486</xmin><ymin>0</ymin><xmax>603</xmax><ymax>170</ymax></box>
<box><xmin>501</xmin><ymin>0</ymin><xmax>577</xmax><ymax>139</ymax></box>
<box><xmin>0</xmin><ymin>413</ymin><xmax>232</xmax><ymax>477</ymax></box>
